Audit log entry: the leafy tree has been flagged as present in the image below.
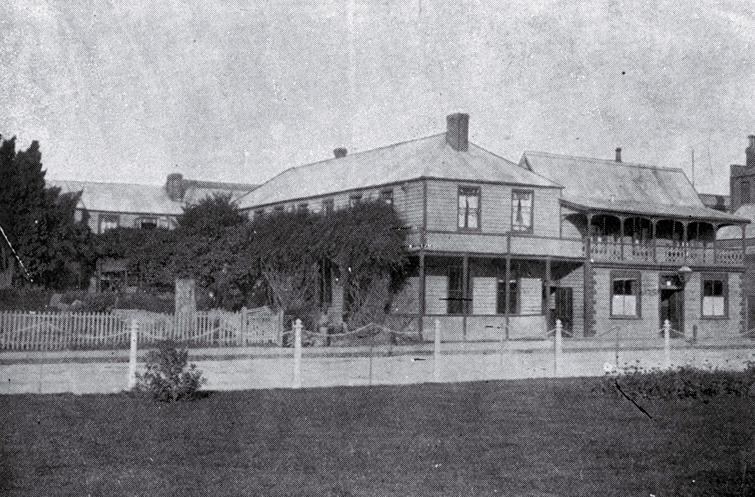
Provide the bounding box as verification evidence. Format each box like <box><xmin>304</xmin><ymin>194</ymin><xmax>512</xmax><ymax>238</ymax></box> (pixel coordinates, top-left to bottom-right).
<box><xmin>249</xmin><ymin>201</ymin><xmax>410</xmax><ymax>328</ymax></box>
<box><xmin>0</xmin><ymin>136</ymin><xmax>91</xmax><ymax>289</ymax></box>
<box><xmin>174</xmin><ymin>194</ymin><xmax>254</xmax><ymax>310</ymax></box>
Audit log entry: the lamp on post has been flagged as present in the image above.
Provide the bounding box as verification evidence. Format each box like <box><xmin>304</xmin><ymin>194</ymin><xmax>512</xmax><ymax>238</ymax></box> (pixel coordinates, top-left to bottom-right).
<box><xmin>677</xmin><ymin>266</ymin><xmax>692</xmax><ymax>286</ymax></box>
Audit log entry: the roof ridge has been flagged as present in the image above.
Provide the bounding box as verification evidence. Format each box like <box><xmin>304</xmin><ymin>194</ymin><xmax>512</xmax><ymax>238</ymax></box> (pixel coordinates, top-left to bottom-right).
<box><xmin>48</xmin><ymin>179</ymin><xmax>165</xmax><ymax>188</ymax></box>
<box><xmin>524</xmin><ymin>150</ymin><xmax>684</xmax><ymax>172</ymax></box>
<box><xmin>239</xmin><ymin>133</ymin><xmax>448</xmax><ymax>200</ymax></box>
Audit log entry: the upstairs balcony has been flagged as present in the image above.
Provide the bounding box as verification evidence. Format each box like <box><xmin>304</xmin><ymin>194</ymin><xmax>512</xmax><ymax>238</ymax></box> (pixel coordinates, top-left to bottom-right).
<box><xmin>578</xmin><ymin>214</ymin><xmax>746</xmax><ymax>267</ymax></box>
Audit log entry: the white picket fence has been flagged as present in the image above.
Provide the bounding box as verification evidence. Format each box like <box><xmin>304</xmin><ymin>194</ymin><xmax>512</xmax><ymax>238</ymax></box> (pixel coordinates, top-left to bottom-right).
<box><xmin>0</xmin><ymin>307</ymin><xmax>283</xmax><ymax>351</ymax></box>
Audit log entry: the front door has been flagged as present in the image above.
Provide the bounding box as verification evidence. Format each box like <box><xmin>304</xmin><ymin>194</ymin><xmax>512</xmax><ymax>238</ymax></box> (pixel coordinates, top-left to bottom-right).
<box><xmin>551</xmin><ymin>287</ymin><xmax>573</xmax><ymax>335</ymax></box>
<box><xmin>660</xmin><ymin>288</ymin><xmax>684</xmax><ymax>338</ymax></box>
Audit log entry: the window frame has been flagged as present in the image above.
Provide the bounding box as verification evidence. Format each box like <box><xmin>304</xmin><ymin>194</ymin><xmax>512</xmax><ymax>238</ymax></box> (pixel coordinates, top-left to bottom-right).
<box><xmin>496</xmin><ymin>276</ymin><xmax>519</xmax><ymax>315</ymax></box>
<box><xmin>322</xmin><ymin>198</ymin><xmax>334</xmax><ymax>215</ymax></box>
<box><xmin>511</xmin><ymin>189</ymin><xmax>534</xmax><ymax>234</ymax></box>
<box><xmin>137</xmin><ymin>217</ymin><xmax>158</xmax><ymax>230</ymax></box>
<box><xmin>610</xmin><ymin>270</ymin><xmax>641</xmax><ymax>318</ymax></box>
<box><xmin>701</xmin><ymin>273</ymin><xmax>728</xmax><ymax>319</ymax></box>
<box><xmin>98</xmin><ymin>214</ymin><xmax>119</xmax><ymax>233</ymax></box>
<box><xmin>457</xmin><ymin>186</ymin><xmax>481</xmax><ymax>231</ymax></box>
<box><xmin>447</xmin><ymin>265</ymin><xmax>466</xmax><ymax>315</ymax></box>
<box><xmin>349</xmin><ymin>193</ymin><xmax>362</xmax><ymax>208</ymax></box>
<box><xmin>380</xmin><ymin>189</ymin><xmax>394</xmax><ymax>205</ymax></box>
<box><xmin>297</xmin><ymin>203</ymin><xmax>309</xmax><ymax>214</ymax></box>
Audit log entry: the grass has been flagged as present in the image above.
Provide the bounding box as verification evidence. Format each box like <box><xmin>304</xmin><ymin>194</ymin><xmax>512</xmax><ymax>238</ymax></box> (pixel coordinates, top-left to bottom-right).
<box><xmin>1</xmin><ymin>378</ymin><xmax>754</xmax><ymax>496</ymax></box>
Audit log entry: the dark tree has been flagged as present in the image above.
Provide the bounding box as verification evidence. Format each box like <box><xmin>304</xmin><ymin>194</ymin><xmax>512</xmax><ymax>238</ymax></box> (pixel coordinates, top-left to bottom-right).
<box><xmin>0</xmin><ymin>136</ymin><xmax>91</xmax><ymax>289</ymax></box>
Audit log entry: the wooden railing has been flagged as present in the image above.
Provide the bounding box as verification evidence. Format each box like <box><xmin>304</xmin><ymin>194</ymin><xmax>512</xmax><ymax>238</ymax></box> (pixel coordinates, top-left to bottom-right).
<box><xmin>590</xmin><ymin>240</ymin><xmax>743</xmax><ymax>266</ymax></box>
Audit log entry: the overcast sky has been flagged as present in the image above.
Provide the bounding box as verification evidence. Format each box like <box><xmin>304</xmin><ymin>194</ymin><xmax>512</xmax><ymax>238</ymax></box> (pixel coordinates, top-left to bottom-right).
<box><xmin>2</xmin><ymin>0</ymin><xmax>754</xmax><ymax>194</ymax></box>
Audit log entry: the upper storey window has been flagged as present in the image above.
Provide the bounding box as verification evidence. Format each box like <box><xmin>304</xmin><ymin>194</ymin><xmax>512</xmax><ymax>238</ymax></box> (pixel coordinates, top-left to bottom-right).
<box><xmin>511</xmin><ymin>190</ymin><xmax>533</xmax><ymax>233</ymax></box>
<box><xmin>99</xmin><ymin>214</ymin><xmax>118</xmax><ymax>233</ymax></box>
<box><xmin>458</xmin><ymin>186</ymin><xmax>480</xmax><ymax>230</ymax></box>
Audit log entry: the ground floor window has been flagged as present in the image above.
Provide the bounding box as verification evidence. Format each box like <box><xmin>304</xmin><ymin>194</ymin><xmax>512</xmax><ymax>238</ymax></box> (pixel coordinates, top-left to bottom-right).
<box><xmin>496</xmin><ymin>278</ymin><xmax>518</xmax><ymax>314</ymax></box>
<box><xmin>447</xmin><ymin>266</ymin><xmax>465</xmax><ymax>314</ymax></box>
<box><xmin>702</xmin><ymin>274</ymin><xmax>727</xmax><ymax>317</ymax></box>
<box><xmin>611</xmin><ymin>270</ymin><xmax>640</xmax><ymax>317</ymax></box>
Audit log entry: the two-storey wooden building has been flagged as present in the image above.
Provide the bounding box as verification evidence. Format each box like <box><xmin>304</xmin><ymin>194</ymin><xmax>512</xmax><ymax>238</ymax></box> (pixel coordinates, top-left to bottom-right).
<box><xmin>238</xmin><ymin>114</ymin><xmax>749</xmax><ymax>340</ymax></box>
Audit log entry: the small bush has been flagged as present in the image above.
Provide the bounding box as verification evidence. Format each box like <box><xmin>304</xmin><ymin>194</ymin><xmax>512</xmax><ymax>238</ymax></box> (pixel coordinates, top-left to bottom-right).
<box><xmin>596</xmin><ymin>361</ymin><xmax>755</xmax><ymax>401</ymax></box>
<box><xmin>136</xmin><ymin>341</ymin><xmax>206</xmax><ymax>402</ymax></box>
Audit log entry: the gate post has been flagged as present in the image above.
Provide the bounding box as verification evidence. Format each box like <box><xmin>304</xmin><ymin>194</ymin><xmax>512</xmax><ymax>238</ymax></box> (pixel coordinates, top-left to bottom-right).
<box><xmin>293</xmin><ymin>319</ymin><xmax>302</xmax><ymax>388</ymax></box>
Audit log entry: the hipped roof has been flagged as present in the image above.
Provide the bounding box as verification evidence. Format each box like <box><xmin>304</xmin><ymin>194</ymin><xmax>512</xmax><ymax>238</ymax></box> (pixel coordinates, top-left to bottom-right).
<box><xmin>237</xmin><ymin>134</ymin><xmax>559</xmax><ymax>209</ymax></box>
<box><xmin>520</xmin><ymin>152</ymin><xmax>746</xmax><ymax>224</ymax></box>
<box><xmin>49</xmin><ymin>179</ymin><xmax>257</xmax><ymax>215</ymax></box>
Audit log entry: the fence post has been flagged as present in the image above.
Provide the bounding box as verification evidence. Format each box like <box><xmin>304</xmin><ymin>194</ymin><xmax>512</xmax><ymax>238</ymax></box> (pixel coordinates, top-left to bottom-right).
<box><xmin>128</xmin><ymin>319</ymin><xmax>138</xmax><ymax>390</ymax></box>
<box><xmin>293</xmin><ymin>318</ymin><xmax>302</xmax><ymax>389</ymax></box>
<box><xmin>434</xmin><ymin>319</ymin><xmax>441</xmax><ymax>382</ymax></box>
<box><xmin>663</xmin><ymin>319</ymin><xmax>671</xmax><ymax>369</ymax></box>
<box><xmin>554</xmin><ymin>319</ymin><xmax>563</xmax><ymax>377</ymax></box>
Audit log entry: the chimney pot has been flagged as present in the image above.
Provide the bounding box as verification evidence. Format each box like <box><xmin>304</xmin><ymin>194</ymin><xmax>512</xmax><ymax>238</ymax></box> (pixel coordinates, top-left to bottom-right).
<box><xmin>615</xmin><ymin>147</ymin><xmax>622</xmax><ymax>163</ymax></box>
<box><xmin>166</xmin><ymin>173</ymin><xmax>184</xmax><ymax>202</ymax></box>
<box><xmin>446</xmin><ymin>113</ymin><xmax>469</xmax><ymax>152</ymax></box>
<box><xmin>334</xmin><ymin>148</ymin><xmax>347</xmax><ymax>159</ymax></box>
<box><xmin>748</xmin><ymin>135</ymin><xmax>755</xmax><ymax>169</ymax></box>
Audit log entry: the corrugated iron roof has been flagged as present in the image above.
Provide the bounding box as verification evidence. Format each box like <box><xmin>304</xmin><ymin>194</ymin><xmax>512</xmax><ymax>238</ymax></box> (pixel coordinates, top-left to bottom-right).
<box><xmin>48</xmin><ymin>179</ymin><xmax>257</xmax><ymax>215</ymax></box>
<box><xmin>237</xmin><ymin>134</ymin><xmax>559</xmax><ymax>209</ymax></box>
<box><xmin>49</xmin><ymin>180</ymin><xmax>184</xmax><ymax>215</ymax></box>
<box><xmin>521</xmin><ymin>152</ymin><xmax>747</xmax><ymax>224</ymax></box>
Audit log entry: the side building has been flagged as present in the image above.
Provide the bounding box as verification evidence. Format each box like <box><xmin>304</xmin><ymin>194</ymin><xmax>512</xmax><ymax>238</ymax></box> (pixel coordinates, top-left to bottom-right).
<box><xmin>238</xmin><ymin>114</ymin><xmax>748</xmax><ymax>340</ymax></box>
<box><xmin>49</xmin><ymin>173</ymin><xmax>257</xmax><ymax>291</ymax></box>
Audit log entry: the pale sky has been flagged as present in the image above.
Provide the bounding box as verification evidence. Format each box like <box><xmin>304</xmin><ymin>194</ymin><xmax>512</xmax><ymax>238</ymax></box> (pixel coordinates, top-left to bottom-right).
<box><xmin>2</xmin><ymin>0</ymin><xmax>754</xmax><ymax>194</ymax></box>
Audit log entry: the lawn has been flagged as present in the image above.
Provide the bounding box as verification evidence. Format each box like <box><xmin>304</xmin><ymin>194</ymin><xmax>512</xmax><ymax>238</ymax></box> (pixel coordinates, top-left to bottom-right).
<box><xmin>1</xmin><ymin>378</ymin><xmax>754</xmax><ymax>496</ymax></box>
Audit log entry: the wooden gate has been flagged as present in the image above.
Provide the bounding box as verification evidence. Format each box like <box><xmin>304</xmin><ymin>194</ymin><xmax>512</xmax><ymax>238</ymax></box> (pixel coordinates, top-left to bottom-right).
<box><xmin>241</xmin><ymin>307</ymin><xmax>284</xmax><ymax>345</ymax></box>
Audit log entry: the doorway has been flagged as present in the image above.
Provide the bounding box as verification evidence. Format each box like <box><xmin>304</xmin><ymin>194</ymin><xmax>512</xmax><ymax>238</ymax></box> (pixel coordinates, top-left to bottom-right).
<box><xmin>550</xmin><ymin>287</ymin><xmax>573</xmax><ymax>335</ymax></box>
<box><xmin>747</xmin><ymin>295</ymin><xmax>755</xmax><ymax>337</ymax></box>
<box><xmin>659</xmin><ymin>275</ymin><xmax>684</xmax><ymax>337</ymax></box>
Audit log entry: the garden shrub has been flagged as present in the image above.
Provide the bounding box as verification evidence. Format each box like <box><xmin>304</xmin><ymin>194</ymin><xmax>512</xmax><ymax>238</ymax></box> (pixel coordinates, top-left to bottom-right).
<box><xmin>597</xmin><ymin>361</ymin><xmax>755</xmax><ymax>401</ymax></box>
<box><xmin>136</xmin><ymin>341</ymin><xmax>206</xmax><ymax>402</ymax></box>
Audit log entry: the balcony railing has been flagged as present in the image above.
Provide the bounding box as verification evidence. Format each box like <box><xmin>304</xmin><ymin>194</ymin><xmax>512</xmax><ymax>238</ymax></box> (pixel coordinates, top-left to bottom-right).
<box><xmin>590</xmin><ymin>240</ymin><xmax>743</xmax><ymax>266</ymax></box>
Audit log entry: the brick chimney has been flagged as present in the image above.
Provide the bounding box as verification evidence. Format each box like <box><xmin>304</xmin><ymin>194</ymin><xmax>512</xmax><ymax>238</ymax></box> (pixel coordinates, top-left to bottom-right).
<box><xmin>446</xmin><ymin>113</ymin><xmax>469</xmax><ymax>152</ymax></box>
<box><xmin>615</xmin><ymin>147</ymin><xmax>622</xmax><ymax>163</ymax></box>
<box><xmin>747</xmin><ymin>135</ymin><xmax>755</xmax><ymax>169</ymax></box>
<box><xmin>166</xmin><ymin>173</ymin><xmax>184</xmax><ymax>202</ymax></box>
<box><xmin>334</xmin><ymin>148</ymin><xmax>347</xmax><ymax>159</ymax></box>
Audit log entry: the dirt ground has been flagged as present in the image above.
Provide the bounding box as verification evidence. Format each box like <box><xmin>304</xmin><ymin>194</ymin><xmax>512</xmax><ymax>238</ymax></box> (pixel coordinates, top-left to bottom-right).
<box><xmin>2</xmin><ymin>344</ymin><xmax>754</xmax><ymax>394</ymax></box>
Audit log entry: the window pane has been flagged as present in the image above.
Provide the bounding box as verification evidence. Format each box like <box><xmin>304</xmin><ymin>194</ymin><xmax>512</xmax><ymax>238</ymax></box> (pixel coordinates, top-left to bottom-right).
<box><xmin>467</xmin><ymin>213</ymin><xmax>478</xmax><ymax>229</ymax></box>
<box><xmin>713</xmin><ymin>280</ymin><xmax>723</xmax><ymax>296</ymax></box>
<box><xmin>623</xmin><ymin>296</ymin><xmax>636</xmax><ymax>316</ymax></box>
<box><xmin>703</xmin><ymin>296</ymin><xmax>714</xmax><ymax>316</ymax></box>
<box><xmin>713</xmin><ymin>296</ymin><xmax>725</xmax><ymax>316</ymax></box>
<box><xmin>703</xmin><ymin>280</ymin><xmax>713</xmax><ymax>296</ymax></box>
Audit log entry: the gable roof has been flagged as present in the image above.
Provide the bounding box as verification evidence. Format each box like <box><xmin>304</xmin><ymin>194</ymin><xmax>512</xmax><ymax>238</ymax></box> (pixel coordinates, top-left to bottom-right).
<box><xmin>48</xmin><ymin>179</ymin><xmax>257</xmax><ymax>215</ymax></box>
<box><xmin>520</xmin><ymin>152</ymin><xmax>746</xmax><ymax>224</ymax></box>
<box><xmin>237</xmin><ymin>134</ymin><xmax>559</xmax><ymax>209</ymax></box>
